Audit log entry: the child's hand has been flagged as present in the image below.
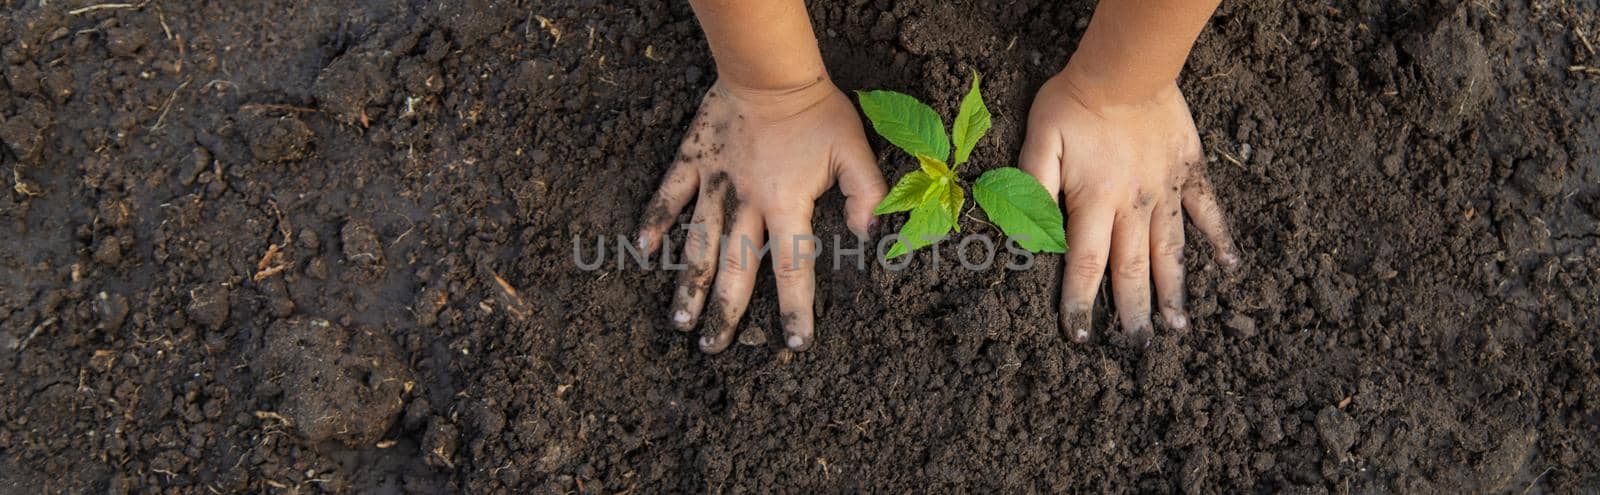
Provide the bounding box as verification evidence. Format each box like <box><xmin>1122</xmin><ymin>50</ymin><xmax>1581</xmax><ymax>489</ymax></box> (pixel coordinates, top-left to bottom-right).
<box><xmin>1020</xmin><ymin>70</ymin><xmax>1239</xmax><ymax>347</ymax></box>
<box><xmin>637</xmin><ymin>77</ymin><xmax>886</xmax><ymax>354</ymax></box>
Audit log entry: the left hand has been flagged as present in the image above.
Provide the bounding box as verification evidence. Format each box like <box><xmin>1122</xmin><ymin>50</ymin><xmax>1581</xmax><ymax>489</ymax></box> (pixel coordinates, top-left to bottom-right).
<box><xmin>1019</xmin><ymin>70</ymin><xmax>1240</xmax><ymax>348</ymax></box>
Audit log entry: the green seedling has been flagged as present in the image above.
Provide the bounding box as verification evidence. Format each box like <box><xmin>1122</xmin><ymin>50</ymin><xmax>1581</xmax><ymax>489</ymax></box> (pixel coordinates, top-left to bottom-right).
<box><xmin>857</xmin><ymin>71</ymin><xmax>1067</xmax><ymax>258</ymax></box>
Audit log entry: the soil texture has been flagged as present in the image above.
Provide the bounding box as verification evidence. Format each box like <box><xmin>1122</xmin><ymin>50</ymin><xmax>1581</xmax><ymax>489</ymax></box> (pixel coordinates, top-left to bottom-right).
<box><xmin>2</xmin><ymin>0</ymin><xmax>1598</xmax><ymax>492</ymax></box>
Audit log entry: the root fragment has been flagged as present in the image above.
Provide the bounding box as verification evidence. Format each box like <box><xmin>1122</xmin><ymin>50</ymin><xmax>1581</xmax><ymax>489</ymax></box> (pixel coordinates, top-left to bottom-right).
<box><xmin>68</xmin><ymin>1</ymin><xmax>148</xmax><ymax>15</ymax></box>
<box><xmin>254</xmin><ymin>410</ymin><xmax>293</xmax><ymax>425</ymax></box>
<box><xmin>488</xmin><ymin>269</ymin><xmax>532</xmax><ymax>321</ymax></box>
<box><xmin>534</xmin><ymin>15</ymin><xmax>562</xmax><ymax>43</ymax></box>
<box><xmin>252</xmin><ymin>243</ymin><xmax>286</xmax><ymax>282</ymax></box>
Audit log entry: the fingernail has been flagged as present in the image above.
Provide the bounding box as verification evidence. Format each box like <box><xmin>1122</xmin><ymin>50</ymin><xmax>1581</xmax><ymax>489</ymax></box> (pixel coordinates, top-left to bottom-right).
<box><xmin>636</xmin><ymin>234</ymin><xmax>650</xmax><ymax>251</ymax></box>
<box><xmin>781</xmin><ymin>312</ymin><xmax>812</xmax><ymax>350</ymax></box>
<box><xmin>700</xmin><ymin>334</ymin><xmax>731</xmax><ymax>354</ymax></box>
<box><xmin>1168</xmin><ymin>313</ymin><xmax>1188</xmax><ymax>331</ymax></box>
<box><xmin>1221</xmin><ymin>252</ymin><xmax>1241</xmax><ymax>271</ymax></box>
<box><xmin>1062</xmin><ymin>307</ymin><xmax>1091</xmax><ymax>343</ymax></box>
<box><xmin>672</xmin><ymin>310</ymin><xmax>691</xmax><ymax>325</ymax></box>
<box><xmin>868</xmin><ymin>217</ymin><xmax>880</xmax><ymax>230</ymax></box>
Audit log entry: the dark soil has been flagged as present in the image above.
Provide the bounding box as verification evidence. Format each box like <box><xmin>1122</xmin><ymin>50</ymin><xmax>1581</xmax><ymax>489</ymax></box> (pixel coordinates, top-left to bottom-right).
<box><xmin>2</xmin><ymin>0</ymin><xmax>1598</xmax><ymax>492</ymax></box>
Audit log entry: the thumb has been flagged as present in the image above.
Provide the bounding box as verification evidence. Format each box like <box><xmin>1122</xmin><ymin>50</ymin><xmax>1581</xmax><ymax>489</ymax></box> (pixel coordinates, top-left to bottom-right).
<box><xmin>1017</xmin><ymin>129</ymin><xmax>1063</xmax><ymax>203</ymax></box>
<box><xmin>835</xmin><ymin>138</ymin><xmax>888</xmax><ymax>238</ymax></box>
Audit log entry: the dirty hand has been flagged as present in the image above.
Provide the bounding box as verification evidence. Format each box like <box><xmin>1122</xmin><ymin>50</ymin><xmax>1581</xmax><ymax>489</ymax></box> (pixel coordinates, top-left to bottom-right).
<box><xmin>636</xmin><ymin>77</ymin><xmax>887</xmax><ymax>354</ymax></box>
<box><xmin>1019</xmin><ymin>71</ymin><xmax>1240</xmax><ymax>347</ymax></box>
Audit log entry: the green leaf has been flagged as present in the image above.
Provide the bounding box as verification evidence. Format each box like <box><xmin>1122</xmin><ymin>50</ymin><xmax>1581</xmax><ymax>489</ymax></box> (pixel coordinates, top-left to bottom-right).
<box><xmin>885</xmin><ymin>240</ymin><xmax>907</xmax><ymax>258</ymax></box>
<box><xmin>917</xmin><ymin>154</ymin><xmax>955</xmax><ymax>181</ymax></box>
<box><xmin>940</xmin><ymin>182</ymin><xmax>964</xmax><ymax>233</ymax></box>
<box><xmin>887</xmin><ymin>198</ymin><xmax>955</xmax><ymax>258</ymax></box>
<box><xmin>973</xmin><ymin>167</ymin><xmax>1066</xmax><ymax>253</ymax></box>
<box><xmin>874</xmin><ymin>171</ymin><xmax>935</xmax><ymax>215</ymax></box>
<box><xmin>951</xmin><ymin>70</ymin><xmax>991</xmax><ymax>167</ymax></box>
<box><xmin>856</xmin><ymin>90</ymin><xmax>950</xmax><ymax>163</ymax></box>
<box><xmin>885</xmin><ymin>239</ymin><xmax>908</xmax><ymax>258</ymax></box>
<box><xmin>911</xmin><ymin>154</ymin><xmax>963</xmax><ymax>232</ymax></box>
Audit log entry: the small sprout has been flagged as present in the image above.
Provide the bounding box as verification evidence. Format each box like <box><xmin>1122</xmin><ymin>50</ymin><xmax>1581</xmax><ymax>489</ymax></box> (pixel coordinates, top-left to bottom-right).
<box><xmin>856</xmin><ymin>71</ymin><xmax>1066</xmax><ymax>258</ymax></box>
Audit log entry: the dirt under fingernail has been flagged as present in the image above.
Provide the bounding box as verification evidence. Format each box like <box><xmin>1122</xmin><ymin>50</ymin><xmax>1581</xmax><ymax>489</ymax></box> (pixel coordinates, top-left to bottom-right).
<box><xmin>785</xmin><ymin>334</ymin><xmax>811</xmax><ymax>351</ymax></box>
<box><xmin>1168</xmin><ymin>313</ymin><xmax>1188</xmax><ymax>331</ymax></box>
<box><xmin>699</xmin><ymin>333</ymin><xmax>733</xmax><ymax>354</ymax></box>
<box><xmin>781</xmin><ymin>312</ymin><xmax>812</xmax><ymax>351</ymax></box>
<box><xmin>1062</xmin><ymin>308</ymin><xmax>1091</xmax><ymax>343</ymax></box>
<box><xmin>670</xmin><ymin>308</ymin><xmax>693</xmax><ymax>331</ymax></box>
<box><xmin>1221</xmin><ymin>252</ymin><xmax>1241</xmax><ymax>271</ymax></box>
<box><xmin>1110</xmin><ymin>324</ymin><xmax>1154</xmax><ymax>350</ymax></box>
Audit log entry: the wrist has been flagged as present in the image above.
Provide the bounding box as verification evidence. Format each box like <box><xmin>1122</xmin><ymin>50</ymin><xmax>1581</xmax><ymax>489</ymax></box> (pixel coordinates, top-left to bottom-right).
<box><xmin>1054</xmin><ymin>59</ymin><xmax>1178</xmax><ymax>116</ymax></box>
<box><xmin>713</xmin><ymin>70</ymin><xmax>837</xmax><ymax>118</ymax></box>
<box><xmin>707</xmin><ymin>33</ymin><xmax>829</xmax><ymax>96</ymax></box>
<box><xmin>716</xmin><ymin>64</ymin><xmax>830</xmax><ymax>97</ymax></box>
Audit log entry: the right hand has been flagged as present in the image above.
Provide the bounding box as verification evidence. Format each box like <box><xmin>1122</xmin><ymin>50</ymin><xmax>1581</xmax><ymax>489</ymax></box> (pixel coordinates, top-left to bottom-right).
<box><xmin>636</xmin><ymin>77</ymin><xmax>887</xmax><ymax>354</ymax></box>
<box><xmin>1019</xmin><ymin>69</ymin><xmax>1240</xmax><ymax>348</ymax></box>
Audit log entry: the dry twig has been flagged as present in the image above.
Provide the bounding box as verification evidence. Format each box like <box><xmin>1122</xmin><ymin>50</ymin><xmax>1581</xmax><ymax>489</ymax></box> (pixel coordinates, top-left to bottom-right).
<box><xmin>68</xmin><ymin>1</ymin><xmax>148</xmax><ymax>15</ymax></box>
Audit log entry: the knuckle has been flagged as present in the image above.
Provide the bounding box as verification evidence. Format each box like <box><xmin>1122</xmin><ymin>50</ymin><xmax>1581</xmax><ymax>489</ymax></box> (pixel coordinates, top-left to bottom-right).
<box><xmin>1068</xmin><ymin>179</ymin><xmax>1118</xmax><ymax>203</ymax></box>
<box><xmin>1157</xmin><ymin>237</ymin><xmax>1186</xmax><ymax>259</ymax></box>
<box><xmin>771</xmin><ymin>256</ymin><xmax>812</xmax><ymax>285</ymax></box>
<box><xmin>1064</xmin><ymin>255</ymin><xmax>1105</xmax><ymax>286</ymax></box>
<box><xmin>684</xmin><ymin>230</ymin><xmax>713</xmax><ymax>256</ymax></box>
<box><xmin>1114</xmin><ymin>257</ymin><xmax>1150</xmax><ymax>280</ymax></box>
<box><xmin>720</xmin><ymin>239</ymin><xmax>765</xmax><ymax>271</ymax></box>
<box><xmin>761</xmin><ymin>199</ymin><xmax>813</xmax><ymax>220</ymax></box>
<box><xmin>1065</xmin><ymin>253</ymin><xmax>1104</xmax><ymax>276</ymax></box>
<box><xmin>719</xmin><ymin>250</ymin><xmax>749</xmax><ymax>272</ymax></box>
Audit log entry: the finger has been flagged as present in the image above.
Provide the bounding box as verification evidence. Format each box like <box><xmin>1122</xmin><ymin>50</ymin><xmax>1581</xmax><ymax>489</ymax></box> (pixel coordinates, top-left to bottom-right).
<box><xmin>1110</xmin><ymin>197</ymin><xmax>1155</xmax><ymax>348</ymax></box>
<box><xmin>1060</xmin><ymin>203</ymin><xmax>1114</xmax><ymax>343</ymax></box>
<box><xmin>669</xmin><ymin>176</ymin><xmax>729</xmax><ymax>332</ymax></box>
<box><xmin>835</xmin><ymin>139</ymin><xmax>888</xmax><ymax>237</ymax></box>
<box><xmin>766</xmin><ymin>205</ymin><xmax>819</xmax><ymax>351</ymax></box>
<box><xmin>637</xmin><ymin>155</ymin><xmax>700</xmax><ymax>256</ymax></box>
<box><xmin>1181</xmin><ymin>163</ymin><xmax>1241</xmax><ymax>272</ymax></box>
<box><xmin>1149</xmin><ymin>192</ymin><xmax>1188</xmax><ymax>332</ymax></box>
<box><xmin>700</xmin><ymin>205</ymin><xmax>765</xmax><ymax>354</ymax></box>
<box><xmin>1017</xmin><ymin>130</ymin><xmax>1062</xmax><ymax>201</ymax></box>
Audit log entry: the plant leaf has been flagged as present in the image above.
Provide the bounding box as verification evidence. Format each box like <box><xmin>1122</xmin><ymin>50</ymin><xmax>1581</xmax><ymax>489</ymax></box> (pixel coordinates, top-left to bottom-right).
<box><xmin>874</xmin><ymin>171</ymin><xmax>935</xmax><ymax>215</ymax></box>
<box><xmin>887</xmin><ymin>197</ymin><xmax>955</xmax><ymax>258</ymax></box>
<box><xmin>917</xmin><ymin>154</ymin><xmax>955</xmax><ymax>181</ymax></box>
<box><xmin>856</xmin><ymin>90</ymin><xmax>950</xmax><ymax>163</ymax></box>
<box><xmin>973</xmin><ymin>167</ymin><xmax>1066</xmax><ymax>253</ymax></box>
<box><xmin>940</xmin><ymin>182</ymin><xmax>964</xmax><ymax>233</ymax></box>
<box><xmin>951</xmin><ymin>70</ymin><xmax>991</xmax><ymax>167</ymax></box>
